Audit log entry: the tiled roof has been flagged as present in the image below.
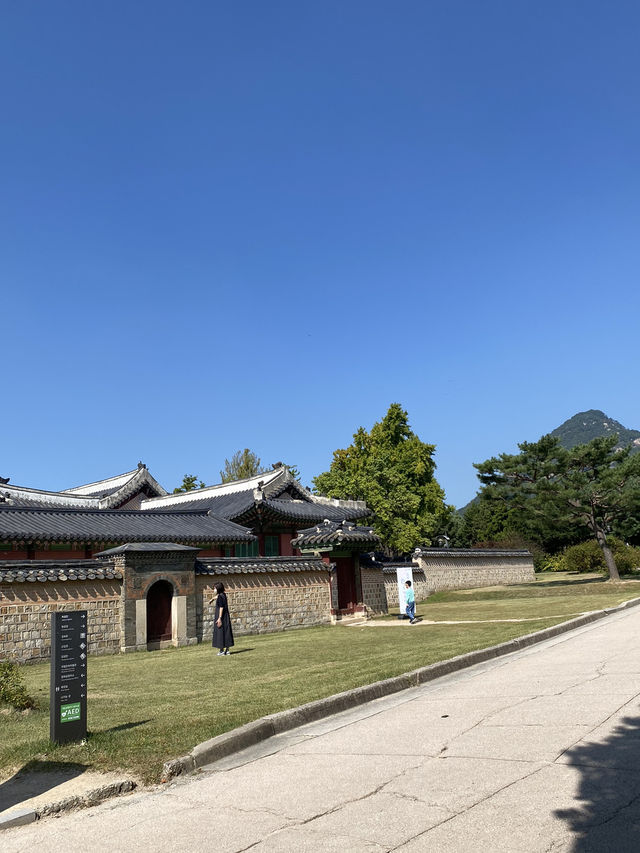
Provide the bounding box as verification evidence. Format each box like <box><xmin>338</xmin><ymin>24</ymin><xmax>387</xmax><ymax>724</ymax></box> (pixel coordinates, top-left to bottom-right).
<box><xmin>0</xmin><ymin>554</ymin><xmax>329</xmax><ymax>583</ymax></box>
<box><xmin>141</xmin><ymin>467</ymin><xmax>287</xmax><ymax>511</ymax></box>
<box><xmin>62</xmin><ymin>463</ymin><xmax>168</xmax><ymax>504</ymax></box>
<box><xmin>413</xmin><ymin>548</ymin><xmax>532</xmax><ymax>558</ymax></box>
<box><xmin>141</xmin><ymin>466</ymin><xmax>370</xmax><ymax>525</ymax></box>
<box><xmin>0</xmin><ymin>559</ymin><xmax>121</xmax><ymax>584</ymax></box>
<box><xmin>0</xmin><ymin>485</ymin><xmax>103</xmax><ymax>509</ymax></box>
<box><xmin>0</xmin><ymin>464</ymin><xmax>168</xmax><ymax>510</ymax></box>
<box><xmin>291</xmin><ymin>519</ymin><xmax>381</xmax><ymax>549</ymax></box>
<box><xmin>0</xmin><ymin>507</ymin><xmax>255</xmax><ymax>544</ymax></box>
<box><xmin>150</xmin><ymin>490</ymin><xmax>256</xmax><ymax>517</ymax></box>
<box><xmin>95</xmin><ymin>542</ymin><xmax>201</xmax><ymax>556</ymax></box>
<box><xmin>196</xmin><ymin>556</ymin><xmax>330</xmax><ymax>575</ymax></box>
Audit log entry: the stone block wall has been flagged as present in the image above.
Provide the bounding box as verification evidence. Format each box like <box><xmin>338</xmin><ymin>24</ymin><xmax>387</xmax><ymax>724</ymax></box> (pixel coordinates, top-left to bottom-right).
<box><xmin>197</xmin><ymin>570</ymin><xmax>332</xmax><ymax>640</ymax></box>
<box><xmin>360</xmin><ymin>567</ymin><xmax>388</xmax><ymax>614</ymax></box>
<box><xmin>0</xmin><ymin>580</ymin><xmax>121</xmax><ymax>663</ymax></box>
<box><xmin>409</xmin><ymin>549</ymin><xmax>535</xmax><ymax>597</ymax></box>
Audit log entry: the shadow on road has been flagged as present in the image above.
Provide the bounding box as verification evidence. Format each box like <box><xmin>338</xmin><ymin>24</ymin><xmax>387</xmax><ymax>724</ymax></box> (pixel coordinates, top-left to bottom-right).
<box><xmin>555</xmin><ymin>708</ymin><xmax>640</xmax><ymax>851</ymax></box>
<box><xmin>0</xmin><ymin>760</ymin><xmax>88</xmax><ymax>814</ymax></box>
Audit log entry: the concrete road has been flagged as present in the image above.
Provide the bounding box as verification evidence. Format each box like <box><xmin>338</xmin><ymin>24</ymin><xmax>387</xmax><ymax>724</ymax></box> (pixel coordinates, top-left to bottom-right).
<box><xmin>5</xmin><ymin>606</ymin><xmax>640</xmax><ymax>852</ymax></box>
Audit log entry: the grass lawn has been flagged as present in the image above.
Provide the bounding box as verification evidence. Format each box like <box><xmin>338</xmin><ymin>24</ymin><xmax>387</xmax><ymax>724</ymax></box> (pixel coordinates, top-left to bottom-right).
<box><xmin>2</xmin><ymin>572</ymin><xmax>639</xmax><ymax>784</ymax></box>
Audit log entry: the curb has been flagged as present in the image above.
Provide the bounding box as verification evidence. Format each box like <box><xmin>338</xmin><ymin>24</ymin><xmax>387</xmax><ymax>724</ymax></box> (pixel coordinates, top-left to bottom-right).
<box><xmin>0</xmin><ymin>808</ymin><xmax>37</xmax><ymax>831</ymax></box>
<box><xmin>162</xmin><ymin>595</ymin><xmax>640</xmax><ymax>781</ymax></box>
<box><xmin>0</xmin><ymin>779</ymin><xmax>137</xmax><ymax>831</ymax></box>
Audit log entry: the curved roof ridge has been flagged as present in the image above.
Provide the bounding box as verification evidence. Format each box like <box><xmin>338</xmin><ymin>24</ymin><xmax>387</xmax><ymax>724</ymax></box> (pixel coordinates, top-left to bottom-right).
<box><xmin>62</xmin><ymin>467</ymin><xmax>141</xmax><ymax>494</ymax></box>
<box><xmin>141</xmin><ymin>467</ymin><xmax>286</xmax><ymax>509</ymax></box>
<box><xmin>0</xmin><ymin>483</ymin><xmax>101</xmax><ymax>508</ymax></box>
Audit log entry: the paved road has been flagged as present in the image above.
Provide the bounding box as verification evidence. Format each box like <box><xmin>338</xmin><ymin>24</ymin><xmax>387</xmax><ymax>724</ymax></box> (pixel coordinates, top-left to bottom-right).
<box><xmin>5</xmin><ymin>606</ymin><xmax>640</xmax><ymax>852</ymax></box>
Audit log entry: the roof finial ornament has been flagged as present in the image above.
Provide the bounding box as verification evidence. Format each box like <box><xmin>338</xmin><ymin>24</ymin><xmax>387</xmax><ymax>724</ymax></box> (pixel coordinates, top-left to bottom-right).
<box><xmin>137</xmin><ymin>461</ymin><xmax>146</xmax><ymax>470</ymax></box>
<box><xmin>0</xmin><ymin>476</ymin><xmax>9</xmax><ymax>485</ymax></box>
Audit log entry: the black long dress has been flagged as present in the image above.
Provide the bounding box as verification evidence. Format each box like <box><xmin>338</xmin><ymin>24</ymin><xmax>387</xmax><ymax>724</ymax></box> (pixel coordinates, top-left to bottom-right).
<box><xmin>212</xmin><ymin>591</ymin><xmax>235</xmax><ymax>650</ymax></box>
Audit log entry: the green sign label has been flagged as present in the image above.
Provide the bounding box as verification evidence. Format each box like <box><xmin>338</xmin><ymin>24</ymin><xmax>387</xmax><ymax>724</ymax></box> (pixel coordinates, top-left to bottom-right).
<box><xmin>60</xmin><ymin>702</ymin><xmax>81</xmax><ymax>723</ymax></box>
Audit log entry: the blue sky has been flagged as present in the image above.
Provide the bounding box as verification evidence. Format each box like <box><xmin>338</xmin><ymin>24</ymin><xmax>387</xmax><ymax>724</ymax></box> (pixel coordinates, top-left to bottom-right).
<box><xmin>2</xmin><ymin>1</ymin><xmax>639</xmax><ymax>508</ymax></box>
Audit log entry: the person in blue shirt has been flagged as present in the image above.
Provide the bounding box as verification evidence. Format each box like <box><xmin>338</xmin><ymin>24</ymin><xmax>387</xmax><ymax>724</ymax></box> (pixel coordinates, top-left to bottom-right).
<box><xmin>405</xmin><ymin>580</ymin><xmax>417</xmax><ymax>623</ymax></box>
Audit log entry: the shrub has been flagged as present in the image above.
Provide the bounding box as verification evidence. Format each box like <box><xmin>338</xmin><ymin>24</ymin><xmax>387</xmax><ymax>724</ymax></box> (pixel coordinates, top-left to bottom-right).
<box><xmin>563</xmin><ymin>538</ymin><xmax>640</xmax><ymax>575</ymax></box>
<box><xmin>541</xmin><ymin>554</ymin><xmax>567</xmax><ymax>572</ymax></box>
<box><xmin>563</xmin><ymin>541</ymin><xmax>606</xmax><ymax>574</ymax></box>
<box><xmin>610</xmin><ymin>539</ymin><xmax>640</xmax><ymax>575</ymax></box>
<box><xmin>0</xmin><ymin>661</ymin><xmax>36</xmax><ymax>710</ymax></box>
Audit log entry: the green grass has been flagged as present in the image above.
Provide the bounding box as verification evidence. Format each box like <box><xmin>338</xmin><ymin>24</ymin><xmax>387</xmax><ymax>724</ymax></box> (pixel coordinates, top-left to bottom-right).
<box><xmin>3</xmin><ymin>572</ymin><xmax>639</xmax><ymax>785</ymax></box>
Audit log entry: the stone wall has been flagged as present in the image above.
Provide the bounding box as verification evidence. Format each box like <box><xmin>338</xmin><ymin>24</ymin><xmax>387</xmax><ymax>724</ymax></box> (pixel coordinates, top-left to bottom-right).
<box><xmin>0</xmin><ymin>580</ymin><xmax>121</xmax><ymax>663</ymax></box>
<box><xmin>197</xmin><ymin>570</ymin><xmax>332</xmax><ymax>640</ymax></box>
<box><xmin>383</xmin><ymin>566</ymin><xmax>429</xmax><ymax>608</ymax></box>
<box><xmin>382</xmin><ymin>551</ymin><xmax>534</xmax><ymax>607</ymax></box>
<box><xmin>360</xmin><ymin>567</ymin><xmax>388</xmax><ymax>614</ymax></box>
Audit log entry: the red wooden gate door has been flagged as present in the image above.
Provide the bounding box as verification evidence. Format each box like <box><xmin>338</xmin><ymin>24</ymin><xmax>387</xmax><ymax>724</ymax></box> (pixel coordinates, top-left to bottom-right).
<box><xmin>146</xmin><ymin>580</ymin><xmax>173</xmax><ymax>642</ymax></box>
<box><xmin>335</xmin><ymin>556</ymin><xmax>357</xmax><ymax>611</ymax></box>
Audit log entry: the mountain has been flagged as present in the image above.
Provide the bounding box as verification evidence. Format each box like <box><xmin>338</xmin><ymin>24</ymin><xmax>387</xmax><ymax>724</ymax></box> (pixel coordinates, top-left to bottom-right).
<box><xmin>550</xmin><ymin>409</ymin><xmax>640</xmax><ymax>454</ymax></box>
<box><xmin>458</xmin><ymin>408</ymin><xmax>640</xmax><ymax>511</ymax></box>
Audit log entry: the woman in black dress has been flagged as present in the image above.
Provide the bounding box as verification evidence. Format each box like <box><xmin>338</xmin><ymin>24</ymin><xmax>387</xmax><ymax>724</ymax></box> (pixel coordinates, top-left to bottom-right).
<box><xmin>212</xmin><ymin>582</ymin><xmax>234</xmax><ymax>656</ymax></box>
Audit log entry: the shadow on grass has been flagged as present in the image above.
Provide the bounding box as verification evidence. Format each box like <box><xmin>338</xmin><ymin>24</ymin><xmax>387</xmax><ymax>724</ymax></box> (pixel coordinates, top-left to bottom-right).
<box><xmin>555</xmin><ymin>710</ymin><xmax>640</xmax><ymax>851</ymax></box>
<box><xmin>227</xmin><ymin>648</ymin><xmax>255</xmax><ymax>656</ymax></box>
<box><xmin>0</xmin><ymin>760</ymin><xmax>89</xmax><ymax>814</ymax></box>
<box><xmin>530</xmin><ymin>576</ymin><xmax>607</xmax><ymax>589</ymax></box>
<box><xmin>92</xmin><ymin>720</ymin><xmax>151</xmax><ymax>736</ymax></box>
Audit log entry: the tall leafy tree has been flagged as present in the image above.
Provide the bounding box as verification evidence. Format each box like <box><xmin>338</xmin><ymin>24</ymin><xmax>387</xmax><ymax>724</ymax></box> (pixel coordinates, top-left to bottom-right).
<box><xmin>173</xmin><ymin>474</ymin><xmax>205</xmax><ymax>494</ymax></box>
<box><xmin>475</xmin><ymin>434</ymin><xmax>640</xmax><ymax>580</ymax></box>
<box><xmin>220</xmin><ymin>449</ymin><xmax>267</xmax><ymax>483</ymax></box>
<box><xmin>313</xmin><ymin>404</ymin><xmax>453</xmax><ymax>554</ymax></box>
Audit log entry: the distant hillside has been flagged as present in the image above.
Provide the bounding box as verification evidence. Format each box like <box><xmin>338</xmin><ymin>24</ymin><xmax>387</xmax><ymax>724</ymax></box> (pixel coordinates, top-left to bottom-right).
<box><xmin>459</xmin><ymin>408</ymin><xmax>640</xmax><ymax>511</ymax></box>
<box><xmin>551</xmin><ymin>409</ymin><xmax>640</xmax><ymax>454</ymax></box>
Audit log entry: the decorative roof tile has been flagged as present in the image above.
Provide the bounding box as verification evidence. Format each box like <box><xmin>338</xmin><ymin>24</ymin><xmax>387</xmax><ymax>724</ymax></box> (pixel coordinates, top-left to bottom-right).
<box><xmin>0</xmin><ymin>559</ymin><xmax>121</xmax><ymax>584</ymax></box>
<box><xmin>291</xmin><ymin>519</ymin><xmax>381</xmax><ymax>549</ymax></box>
<box><xmin>196</xmin><ymin>556</ymin><xmax>330</xmax><ymax>575</ymax></box>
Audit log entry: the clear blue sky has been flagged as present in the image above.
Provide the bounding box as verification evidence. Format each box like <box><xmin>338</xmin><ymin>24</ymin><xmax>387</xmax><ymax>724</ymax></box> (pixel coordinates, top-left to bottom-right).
<box><xmin>2</xmin><ymin>1</ymin><xmax>639</xmax><ymax>508</ymax></box>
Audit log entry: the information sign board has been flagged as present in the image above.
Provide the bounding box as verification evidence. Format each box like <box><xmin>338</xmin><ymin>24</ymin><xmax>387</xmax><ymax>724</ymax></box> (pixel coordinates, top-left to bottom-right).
<box><xmin>50</xmin><ymin>611</ymin><xmax>87</xmax><ymax>744</ymax></box>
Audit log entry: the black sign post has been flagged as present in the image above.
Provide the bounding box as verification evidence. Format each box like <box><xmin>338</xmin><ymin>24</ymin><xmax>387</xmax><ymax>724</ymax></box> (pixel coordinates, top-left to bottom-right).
<box><xmin>50</xmin><ymin>611</ymin><xmax>87</xmax><ymax>744</ymax></box>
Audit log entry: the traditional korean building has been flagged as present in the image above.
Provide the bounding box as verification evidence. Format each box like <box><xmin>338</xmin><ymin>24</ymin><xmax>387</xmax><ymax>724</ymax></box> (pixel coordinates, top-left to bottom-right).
<box><xmin>0</xmin><ymin>463</ymin><xmax>386</xmax><ymax>662</ymax></box>
<box><xmin>140</xmin><ymin>462</ymin><xmax>369</xmax><ymax>559</ymax></box>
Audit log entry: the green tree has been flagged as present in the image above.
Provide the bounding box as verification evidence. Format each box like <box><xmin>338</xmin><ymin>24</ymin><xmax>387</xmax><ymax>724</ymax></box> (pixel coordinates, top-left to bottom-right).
<box><xmin>173</xmin><ymin>474</ymin><xmax>205</xmax><ymax>494</ymax></box>
<box><xmin>220</xmin><ymin>449</ymin><xmax>267</xmax><ymax>483</ymax></box>
<box><xmin>459</xmin><ymin>497</ymin><xmax>514</xmax><ymax>546</ymax></box>
<box><xmin>313</xmin><ymin>404</ymin><xmax>453</xmax><ymax>554</ymax></box>
<box><xmin>475</xmin><ymin>434</ymin><xmax>640</xmax><ymax>581</ymax></box>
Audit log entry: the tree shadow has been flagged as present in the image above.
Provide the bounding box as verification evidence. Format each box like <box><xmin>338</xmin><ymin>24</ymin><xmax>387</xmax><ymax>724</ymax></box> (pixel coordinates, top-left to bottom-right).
<box><xmin>531</xmin><ymin>576</ymin><xmax>607</xmax><ymax>589</ymax></box>
<box><xmin>0</xmin><ymin>760</ymin><xmax>89</xmax><ymax>815</ymax></box>
<box><xmin>555</xmin><ymin>711</ymin><xmax>640</xmax><ymax>851</ymax></box>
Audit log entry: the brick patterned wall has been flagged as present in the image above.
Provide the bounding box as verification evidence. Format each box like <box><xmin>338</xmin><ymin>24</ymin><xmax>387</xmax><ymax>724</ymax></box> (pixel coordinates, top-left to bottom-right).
<box><xmin>196</xmin><ymin>571</ymin><xmax>332</xmax><ymax>640</ymax></box>
<box><xmin>0</xmin><ymin>581</ymin><xmax>121</xmax><ymax>663</ymax></box>
<box><xmin>360</xmin><ymin>567</ymin><xmax>388</xmax><ymax>614</ymax></box>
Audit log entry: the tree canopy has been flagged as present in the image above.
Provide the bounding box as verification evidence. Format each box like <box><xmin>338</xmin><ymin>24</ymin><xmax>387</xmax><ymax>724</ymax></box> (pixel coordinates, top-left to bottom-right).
<box><xmin>220</xmin><ymin>449</ymin><xmax>267</xmax><ymax>483</ymax></box>
<box><xmin>313</xmin><ymin>404</ymin><xmax>452</xmax><ymax>554</ymax></box>
<box><xmin>173</xmin><ymin>474</ymin><xmax>206</xmax><ymax>494</ymax></box>
<box><xmin>474</xmin><ymin>434</ymin><xmax>640</xmax><ymax>580</ymax></box>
